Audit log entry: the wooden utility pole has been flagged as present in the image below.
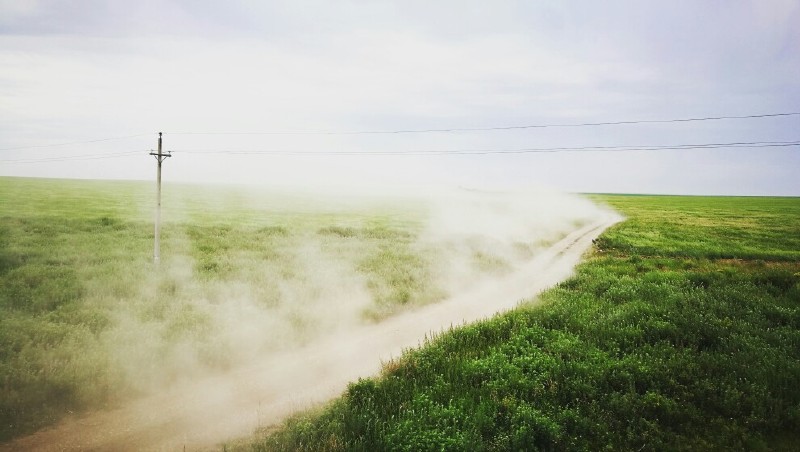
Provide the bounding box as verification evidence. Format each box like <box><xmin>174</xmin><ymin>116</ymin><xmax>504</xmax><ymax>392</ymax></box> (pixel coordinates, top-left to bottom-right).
<box><xmin>150</xmin><ymin>132</ymin><xmax>171</xmax><ymax>264</ymax></box>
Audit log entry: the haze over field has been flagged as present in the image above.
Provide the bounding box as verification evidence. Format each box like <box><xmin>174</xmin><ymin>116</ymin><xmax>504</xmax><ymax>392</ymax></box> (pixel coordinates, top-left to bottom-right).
<box><xmin>105</xmin><ymin>186</ymin><xmax>615</xmax><ymax>394</ymax></box>
<box><xmin>1</xmin><ymin>1</ymin><xmax>799</xmax><ymax>195</ymax></box>
<box><xmin>0</xmin><ymin>177</ymin><xmax>618</xmax><ymax>448</ymax></box>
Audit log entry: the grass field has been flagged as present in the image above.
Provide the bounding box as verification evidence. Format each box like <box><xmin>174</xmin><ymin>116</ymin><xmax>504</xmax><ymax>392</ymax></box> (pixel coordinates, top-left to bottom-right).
<box><xmin>243</xmin><ymin>194</ymin><xmax>800</xmax><ymax>450</ymax></box>
<box><xmin>0</xmin><ymin>177</ymin><xmax>429</xmax><ymax>440</ymax></box>
<box><xmin>0</xmin><ymin>176</ymin><xmax>604</xmax><ymax>442</ymax></box>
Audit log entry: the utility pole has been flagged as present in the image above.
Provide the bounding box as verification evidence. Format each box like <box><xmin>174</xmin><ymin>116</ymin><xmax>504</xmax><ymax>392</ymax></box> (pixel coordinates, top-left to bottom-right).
<box><xmin>150</xmin><ymin>132</ymin><xmax>171</xmax><ymax>264</ymax></box>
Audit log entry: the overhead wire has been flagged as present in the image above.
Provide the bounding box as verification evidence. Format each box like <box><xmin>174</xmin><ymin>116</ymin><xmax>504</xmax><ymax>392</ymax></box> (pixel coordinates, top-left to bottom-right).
<box><xmin>172</xmin><ymin>140</ymin><xmax>800</xmax><ymax>156</ymax></box>
<box><xmin>3</xmin><ymin>141</ymin><xmax>798</xmax><ymax>164</ymax></box>
<box><xmin>0</xmin><ymin>150</ymin><xmax>144</xmax><ymax>164</ymax></box>
<box><xmin>0</xmin><ymin>133</ymin><xmax>153</xmax><ymax>152</ymax></box>
<box><xmin>1</xmin><ymin>112</ymin><xmax>797</xmax><ymax>163</ymax></box>
<box><xmin>167</xmin><ymin>112</ymin><xmax>800</xmax><ymax>136</ymax></box>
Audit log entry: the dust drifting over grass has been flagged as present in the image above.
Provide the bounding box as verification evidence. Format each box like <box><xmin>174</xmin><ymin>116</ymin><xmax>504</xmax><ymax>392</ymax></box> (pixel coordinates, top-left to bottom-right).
<box><xmin>0</xmin><ymin>177</ymin><xmax>614</xmax><ymax>447</ymax></box>
<box><xmin>102</xmin><ymin>186</ymin><xmax>611</xmax><ymax>394</ymax></box>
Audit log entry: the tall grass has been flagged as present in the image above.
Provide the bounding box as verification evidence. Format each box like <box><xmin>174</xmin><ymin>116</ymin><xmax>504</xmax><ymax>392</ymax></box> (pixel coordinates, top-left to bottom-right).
<box><xmin>0</xmin><ymin>178</ymin><xmax>153</xmax><ymax>438</ymax></box>
<box><xmin>0</xmin><ymin>178</ymin><xmax>441</xmax><ymax>440</ymax></box>
<box><xmin>248</xmin><ymin>194</ymin><xmax>800</xmax><ymax>451</ymax></box>
<box><xmin>0</xmin><ymin>177</ymin><xmax>603</xmax><ymax>442</ymax></box>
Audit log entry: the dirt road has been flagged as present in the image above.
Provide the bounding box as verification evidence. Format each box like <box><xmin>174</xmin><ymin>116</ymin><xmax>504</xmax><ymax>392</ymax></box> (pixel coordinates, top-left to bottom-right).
<box><xmin>4</xmin><ymin>216</ymin><xmax>618</xmax><ymax>451</ymax></box>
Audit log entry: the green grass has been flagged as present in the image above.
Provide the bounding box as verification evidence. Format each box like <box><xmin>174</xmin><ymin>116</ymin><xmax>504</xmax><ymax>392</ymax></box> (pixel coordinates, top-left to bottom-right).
<box><xmin>0</xmin><ymin>177</ymin><xmax>450</xmax><ymax>441</ymax></box>
<box><xmin>245</xmin><ymin>194</ymin><xmax>800</xmax><ymax>451</ymax></box>
<box><xmin>591</xmin><ymin>195</ymin><xmax>800</xmax><ymax>261</ymax></box>
<box><xmin>4</xmin><ymin>177</ymin><xmax>798</xmax><ymax>449</ymax></box>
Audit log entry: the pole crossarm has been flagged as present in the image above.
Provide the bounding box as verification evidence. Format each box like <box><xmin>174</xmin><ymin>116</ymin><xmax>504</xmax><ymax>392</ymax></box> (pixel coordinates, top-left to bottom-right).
<box><xmin>149</xmin><ymin>151</ymin><xmax>172</xmax><ymax>162</ymax></box>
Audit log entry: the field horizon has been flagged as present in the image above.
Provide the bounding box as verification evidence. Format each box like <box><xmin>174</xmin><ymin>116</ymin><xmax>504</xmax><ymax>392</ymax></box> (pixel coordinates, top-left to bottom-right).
<box><xmin>6</xmin><ymin>174</ymin><xmax>798</xmax><ymax>199</ymax></box>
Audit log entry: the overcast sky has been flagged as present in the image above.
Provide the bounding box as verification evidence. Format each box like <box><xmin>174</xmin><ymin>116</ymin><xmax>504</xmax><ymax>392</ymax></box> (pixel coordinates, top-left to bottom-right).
<box><xmin>1</xmin><ymin>0</ymin><xmax>798</xmax><ymax>195</ymax></box>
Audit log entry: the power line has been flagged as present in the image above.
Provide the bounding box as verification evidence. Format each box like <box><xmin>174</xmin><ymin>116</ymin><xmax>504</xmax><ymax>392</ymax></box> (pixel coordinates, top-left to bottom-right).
<box><xmin>172</xmin><ymin>140</ymin><xmax>800</xmax><ymax>157</ymax></box>
<box><xmin>2</xmin><ymin>109</ymin><xmax>798</xmax><ymax>162</ymax></box>
<box><xmin>168</xmin><ymin>112</ymin><xmax>800</xmax><ymax>136</ymax></box>
<box><xmin>2</xmin><ymin>111</ymin><xmax>796</xmax><ymax>155</ymax></box>
<box><xmin>0</xmin><ymin>150</ymin><xmax>142</xmax><ymax>164</ymax></box>
<box><xmin>0</xmin><ymin>133</ymin><xmax>152</xmax><ymax>152</ymax></box>
<box><xmin>2</xmin><ymin>140</ymin><xmax>796</xmax><ymax>164</ymax></box>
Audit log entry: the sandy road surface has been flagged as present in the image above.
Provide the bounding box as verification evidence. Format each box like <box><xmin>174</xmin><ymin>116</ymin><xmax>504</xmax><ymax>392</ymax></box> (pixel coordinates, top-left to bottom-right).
<box><xmin>4</xmin><ymin>216</ymin><xmax>618</xmax><ymax>452</ymax></box>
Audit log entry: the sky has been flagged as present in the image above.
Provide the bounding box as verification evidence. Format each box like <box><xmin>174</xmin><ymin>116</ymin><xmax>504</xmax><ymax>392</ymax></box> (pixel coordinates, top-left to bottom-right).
<box><xmin>1</xmin><ymin>0</ymin><xmax>799</xmax><ymax>195</ymax></box>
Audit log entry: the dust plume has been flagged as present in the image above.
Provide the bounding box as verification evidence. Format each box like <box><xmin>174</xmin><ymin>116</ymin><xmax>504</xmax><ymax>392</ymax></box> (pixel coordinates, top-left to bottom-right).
<box><xmin>3</xmin><ymin>184</ymin><xmax>618</xmax><ymax>451</ymax></box>
<box><xmin>98</xmin><ymin>185</ymin><xmax>613</xmax><ymax>395</ymax></box>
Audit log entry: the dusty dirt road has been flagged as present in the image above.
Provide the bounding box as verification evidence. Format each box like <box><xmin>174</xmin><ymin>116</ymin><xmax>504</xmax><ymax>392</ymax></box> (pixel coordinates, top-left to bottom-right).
<box><xmin>3</xmin><ymin>216</ymin><xmax>618</xmax><ymax>451</ymax></box>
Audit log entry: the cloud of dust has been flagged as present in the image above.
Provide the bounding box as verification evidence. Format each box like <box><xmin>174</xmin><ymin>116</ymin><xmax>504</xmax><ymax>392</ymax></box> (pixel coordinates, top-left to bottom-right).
<box><xmin>101</xmin><ymin>184</ymin><xmax>613</xmax><ymax>399</ymax></box>
<box><xmin>0</xmin><ymin>184</ymin><xmax>622</xmax><ymax>450</ymax></box>
<box><xmin>418</xmin><ymin>188</ymin><xmax>610</xmax><ymax>292</ymax></box>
